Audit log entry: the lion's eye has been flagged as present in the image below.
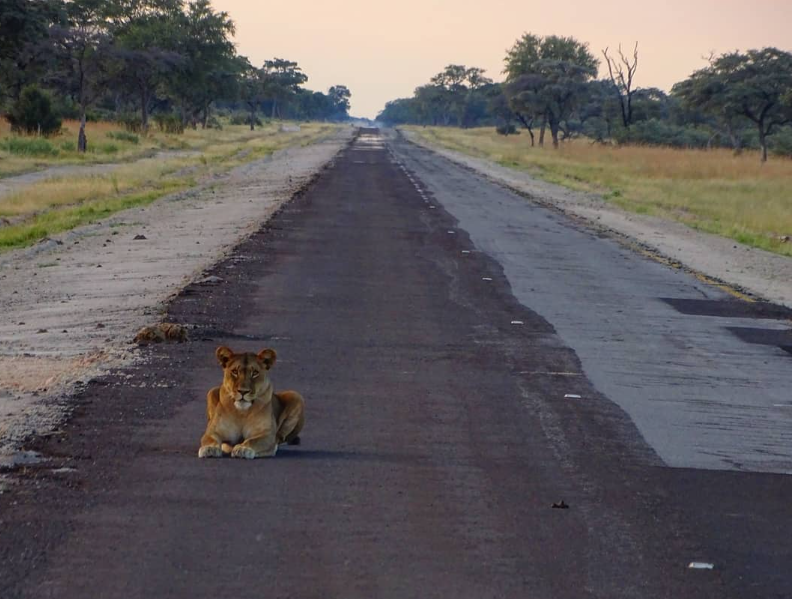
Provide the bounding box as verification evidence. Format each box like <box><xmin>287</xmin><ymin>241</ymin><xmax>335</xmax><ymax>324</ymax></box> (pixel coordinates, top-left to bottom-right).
<box><xmin>251</xmin><ymin>371</ymin><xmax>259</xmax><ymax>379</ymax></box>
<box><xmin>231</xmin><ymin>370</ymin><xmax>239</xmax><ymax>377</ymax></box>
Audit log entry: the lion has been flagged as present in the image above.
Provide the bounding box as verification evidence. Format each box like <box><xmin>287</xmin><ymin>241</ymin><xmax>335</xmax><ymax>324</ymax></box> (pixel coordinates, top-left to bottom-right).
<box><xmin>198</xmin><ymin>345</ymin><xmax>304</xmax><ymax>459</ymax></box>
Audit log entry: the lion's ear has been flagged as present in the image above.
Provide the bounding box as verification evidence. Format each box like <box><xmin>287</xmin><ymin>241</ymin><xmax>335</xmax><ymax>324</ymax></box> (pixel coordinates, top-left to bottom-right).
<box><xmin>257</xmin><ymin>348</ymin><xmax>277</xmax><ymax>370</ymax></box>
<box><xmin>216</xmin><ymin>346</ymin><xmax>234</xmax><ymax>368</ymax></box>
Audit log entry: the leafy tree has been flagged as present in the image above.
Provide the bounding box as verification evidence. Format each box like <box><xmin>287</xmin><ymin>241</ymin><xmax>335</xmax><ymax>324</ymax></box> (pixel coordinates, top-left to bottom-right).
<box><xmin>237</xmin><ymin>58</ymin><xmax>266</xmax><ymax>129</ymax></box>
<box><xmin>6</xmin><ymin>84</ymin><xmax>62</xmax><ymax>134</ymax></box>
<box><xmin>673</xmin><ymin>48</ymin><xmax>792</xmax><ymax>162</ymax></box>
<box><xmin>48</xmin><ymin>0</ymin><xmax>112</xmax><ymax>151</ymax></box>
<box><xmin>327</xmin><ymin>85</ymin><xmax>351</xmax><ymax>119</ymax></box>
<box><xmin>0</xmin><ymin>0</ymin><xmax>63</xmax><ymax>104</ymax></box>
<box><xmin>261</xmin><ymin>58</ymin><xmax>307</xmax><ymax>118</ymax></box>
<box><xmin>504</xmin><ymin>34</ymin><xmax>599</xmax><ymax>147</ymax></box>
<box><xmin>429</xmin><ymin>64</ymin><xmax>492</xmax><ymax>126</ymax></box>
<box><xmin>377</xmin><ymin>97</ymin><xmax>420</xmax><ymax>125</ymax></box>
<box><xmin>166</xmin><ymin>0</ymin><xmax>237</xmax><ymax>128</ymax></box>
<box><xmin>107</xmin><ymin>0</ymin><xmax>184</xmax><ymax>131</ymax></box>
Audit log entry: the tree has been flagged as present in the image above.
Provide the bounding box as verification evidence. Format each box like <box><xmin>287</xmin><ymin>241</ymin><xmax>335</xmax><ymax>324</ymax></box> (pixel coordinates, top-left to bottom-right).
<box><xmin>504</xmin><ymin>34</ymin><xmax>599</xmax><ymax>147</ymax></box>
<box><xmin>429</xmin><ymin>64</ymin><xmax>492</xmax><ymax>126</ymax></box>
<box><xmin>237</xmin><ymin>58</ymin><xmax>267</xmax><ymax>129</ymax></box>
<box><xmin>602</xmin><ymin>42</ymin><xmax>638</xmax><ymax>129</ymax></box>
<box><xmin>673</xmin><ymin>48</ymin><xmax>792</xmax><ymax>162</ymax></box>
<box><xmin>327</xmin><ymin>85</ymin><xmax>351</xmax><ymax>119</ymax></box>
<box><xmin>0</xmin><ymin>0</ymin><xmax>63</xmax><ymax>105</ymax></box>
<box><xmin>166</xmin><ymin>0</ymin><xmax>237</xmax><ymax>128</ymax></box>
<box><xmin>48</xmin><ymin>0</ymin><xmax>112</xmax><ymax>151</ymax></box>
<box><xmin>108</xmin><ymin>1</ymin><xmax>184</xmax><ymax>131</ymax></box>
<box><xmin>261</xmin><ymin>58</ymin><xmax>307</xmax><ymax>118</ymax></box>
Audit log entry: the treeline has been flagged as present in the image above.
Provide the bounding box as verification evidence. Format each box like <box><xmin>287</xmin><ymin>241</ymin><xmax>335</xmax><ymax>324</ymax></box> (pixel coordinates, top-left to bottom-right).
<box><xmin>378</xmin><ymin>34</ymin><xmax>792</xmax><ymax>161</ymax></box>
<box><xmin>0</xmin><ymin>0</ymin><xmax>352</xmax><ymax>150</ymax></box>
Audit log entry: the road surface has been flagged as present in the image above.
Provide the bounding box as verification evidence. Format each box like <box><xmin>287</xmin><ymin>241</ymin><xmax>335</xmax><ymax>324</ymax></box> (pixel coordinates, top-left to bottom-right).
<box><xmin>1</xmin><ymin>128</ymin><xmax>790</xmax><ymax>598</ymax></box>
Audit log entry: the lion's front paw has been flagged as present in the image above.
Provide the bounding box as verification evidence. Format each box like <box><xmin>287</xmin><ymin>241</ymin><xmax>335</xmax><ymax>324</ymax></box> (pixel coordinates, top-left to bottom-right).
<box><xmin>198</xmin><ymin>445</ymin><xmax>223</xmax><ymax>458</ymax></box>
<box><xmin>231</xmin><ymin>444</ymin><xmax>257</xmax><ymax>460</ymax></box>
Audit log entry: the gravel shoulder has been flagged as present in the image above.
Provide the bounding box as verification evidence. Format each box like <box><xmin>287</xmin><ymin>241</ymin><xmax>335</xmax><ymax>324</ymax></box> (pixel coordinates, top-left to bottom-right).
<box><xmin>401</xmin><ymin>129</ymin><xmax>792</xmax><ymax>308</ymax></box>
<box><xmin>0</xmin><ymin>127</ymin><xmax>354</xmax><ymax>458</ymax></box>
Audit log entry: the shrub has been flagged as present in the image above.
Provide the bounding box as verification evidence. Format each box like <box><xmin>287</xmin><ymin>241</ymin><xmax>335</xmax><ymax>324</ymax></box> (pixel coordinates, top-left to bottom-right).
<box><xmin>0</xmin><ymin>137</ymin><xmax>60</xmax><ymax>157</ymax></box>
<box><xmin>116</xmin><ymin>113</ymin><xmax>144</xmax><ymax>133</ymax></box>
<box><xmin>206</xmin><ymin>116</ymin><xmax>223</xmax><ymax>130</ymax></box>
<box><xmin>107</xmin><ymin>130</ymin><xmax>140</xmax><ymax>144</ymax></box>
<box><xmin>95</xmin><ymin>143</ymin><xmax>119</xmax><ymax>154</ymax></box>
<box><xmin>769</xmin><ymin>126</ymin><xmax>792</xmax><ymax>157</ymax></box>
<box><xmin>615</xmin><ymin>119</ymin><xmax>711</xmax><ymax>149</ymax></box>
<box><xmin>229</xmin><ymin>112</ymin><xmax>261</xmax><ymax>127</ymax></box>
<box><xmin>496</xmin><ymin>123</ymin><xmax>518</xmax><ymax>136</ymax></box>
<box><xmin>153</xmin><ymin>113</ymin><xmax>185</xmax><ymax>134</ymax></box>
<box><xmin>6</xmin><ymin>85</ymin><xmax>62</xmax><ymax>136</ymax></box>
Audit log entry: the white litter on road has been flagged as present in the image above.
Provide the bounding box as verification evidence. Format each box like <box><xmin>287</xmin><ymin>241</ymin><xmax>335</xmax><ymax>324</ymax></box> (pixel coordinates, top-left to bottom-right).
<box><xmin>688</xmin><ymin>562</ymin><xmax>715</xmax><ymax>570</ymax></box>
<box><xmin>564</xmin><ymin>394</ymin><xmax>582</xmax><ymax>399</ymax></box>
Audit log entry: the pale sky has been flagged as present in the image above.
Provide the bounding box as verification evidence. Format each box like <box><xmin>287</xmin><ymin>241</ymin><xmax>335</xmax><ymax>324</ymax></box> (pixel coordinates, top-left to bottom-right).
<box><xmin>212</xmin><ymin>0</ymin><xmax>792</xmax><ymax>119</ymax></box>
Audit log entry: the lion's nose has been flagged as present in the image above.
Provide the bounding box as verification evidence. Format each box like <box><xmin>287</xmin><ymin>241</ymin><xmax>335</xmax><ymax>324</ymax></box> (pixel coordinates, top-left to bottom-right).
<box><xmin>239</xmin><ymin>388</ymin><xmax>250</xmax><ymax>396</ymax></box>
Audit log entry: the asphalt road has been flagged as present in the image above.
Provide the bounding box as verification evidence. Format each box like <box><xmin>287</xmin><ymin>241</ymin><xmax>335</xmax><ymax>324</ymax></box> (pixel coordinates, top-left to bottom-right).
<box><xmin>1</xmin><ymin>129</ymin><xmax>790</xmax><ymax>598</ymax></box>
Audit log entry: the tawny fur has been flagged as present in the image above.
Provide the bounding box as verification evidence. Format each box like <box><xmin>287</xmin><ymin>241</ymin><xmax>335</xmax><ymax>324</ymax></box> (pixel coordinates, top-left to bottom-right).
<box><xmin>134</xmin><ymin>322</ymin><xmax>188</xmax><ymax>345</ymax></box>
<box><xmin>198</xmin><ymin>346</ymin><xmax>304</xmax><ymax>459</ymax></box>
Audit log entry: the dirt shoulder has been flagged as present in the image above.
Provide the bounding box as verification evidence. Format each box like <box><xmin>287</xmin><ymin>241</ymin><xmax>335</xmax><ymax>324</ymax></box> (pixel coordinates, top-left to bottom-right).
<box><xmin>0</xmin><ymin>126</ymin><xmax>355</xmax><ymax>459</ymax></box>
<box><xmin>401</xmin><ymin>129</ymin><xmax>792</xmax><ymax>309</ymax></box>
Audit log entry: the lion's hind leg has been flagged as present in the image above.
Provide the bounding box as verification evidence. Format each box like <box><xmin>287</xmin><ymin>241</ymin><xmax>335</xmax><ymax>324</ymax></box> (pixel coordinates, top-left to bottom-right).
<box><xmin>275</xmin><ymin>390</ymin><xmax>304</xmax><ymax>445</ymax></box>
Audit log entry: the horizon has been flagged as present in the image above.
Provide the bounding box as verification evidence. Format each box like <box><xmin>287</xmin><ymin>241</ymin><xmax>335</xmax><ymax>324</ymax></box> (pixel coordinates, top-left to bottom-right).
<box><xmin>212</xmin><ymin>0</ymin><xmax>792</xmax><ymax>119</ymax></box>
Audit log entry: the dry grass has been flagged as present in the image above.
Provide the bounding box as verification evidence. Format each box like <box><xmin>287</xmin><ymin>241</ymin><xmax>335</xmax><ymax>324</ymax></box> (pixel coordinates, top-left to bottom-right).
<box><xmin>408</xmin><ymin>126</ymin><xmax>792</xmax><ymax>257</ymax></box>
<box><xmin>0</xmin><ymin>122</ymin><xmax>340</xmax><ymax>251</ymax></box>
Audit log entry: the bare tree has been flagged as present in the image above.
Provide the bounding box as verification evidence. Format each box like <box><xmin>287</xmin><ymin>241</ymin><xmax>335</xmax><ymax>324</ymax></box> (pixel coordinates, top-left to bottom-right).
<box><xmin>602</xmin><ymin>42</ymin><xmax>638</xmax><ymax>129</ymax></box>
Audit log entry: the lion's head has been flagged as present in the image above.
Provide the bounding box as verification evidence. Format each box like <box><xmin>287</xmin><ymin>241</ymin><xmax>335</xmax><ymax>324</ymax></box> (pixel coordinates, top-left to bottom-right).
<box><xmin>215</xmin><ymin>346</ymin><xmax>277</xmax><ymax>411</ymax></box>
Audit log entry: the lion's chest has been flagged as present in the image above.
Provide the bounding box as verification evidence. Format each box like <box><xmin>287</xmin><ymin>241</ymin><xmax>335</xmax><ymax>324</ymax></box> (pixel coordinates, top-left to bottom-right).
<box><xmin>215</xmin><ymin>410</ymin><xmax>276</xmax><ymax>444</ymax></box>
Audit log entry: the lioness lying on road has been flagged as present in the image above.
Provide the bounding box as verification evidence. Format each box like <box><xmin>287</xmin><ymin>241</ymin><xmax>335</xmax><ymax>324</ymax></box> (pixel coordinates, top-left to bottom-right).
<box><xmin>198</xmin><ymin>346</ymin><xmax>304</xmax><ymax>459</ymax></box>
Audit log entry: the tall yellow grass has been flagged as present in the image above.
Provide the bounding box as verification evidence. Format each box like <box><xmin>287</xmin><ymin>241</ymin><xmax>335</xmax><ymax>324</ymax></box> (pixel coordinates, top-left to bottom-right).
<box><xmin>409</xmin><ymin>126</ymin><xmax>792</xmax><ymax>257</ymax></box>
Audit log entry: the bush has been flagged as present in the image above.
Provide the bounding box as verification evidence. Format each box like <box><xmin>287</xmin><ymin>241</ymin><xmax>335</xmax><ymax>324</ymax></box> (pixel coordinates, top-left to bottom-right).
<box><xmin>206</xmin><ymin>116</ymin><xmax>223</xmax><ymax>130</ymax></box>
<box><xmin>615</xmin><ymin>119</ymin><xmax>711</xmax><ymax>149</ymax></box>
<box><xmin>153</xmin><ymin>113</ymin><xmax>185</xmax><ymax>134</ymax></box>
<box><xmin>769</xmin><ymin>126</ymin><xmax>792</xmax><ymax>157</ymax></box>
<box><xmin>116</xmin><ymin>113</ymin><xmax>144</xmax><ymax>133</ymax></box>
<box><xmin>6</xmin><ymin>85</ymin><xmax>62</xmax><ymax>136</ymax></box>
<box><xmin>496</xmin><ymin>123</ymin><xmax>519</xmax><ymax>136</ymax></box>
<box><xmin>107</xmin><ymin>130</ymin><xmax>140</xmax><ymax>144</ymax></box>
<box><xmin>94</xmin><ymin>143</ymin><xmax>119</xmax><ymax>154</ymax></box>
<box><xmin>0</xmin><ymin>136</ymin><xmax>60</xmax><ymax>157</ymax></box>
<box><xmin>229</xmin><ymin>112</ymin><xmax>261</xmax><ymax>127</ymax></box>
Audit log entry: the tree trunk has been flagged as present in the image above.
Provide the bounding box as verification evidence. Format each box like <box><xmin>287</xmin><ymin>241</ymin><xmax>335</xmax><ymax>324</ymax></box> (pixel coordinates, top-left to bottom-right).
<box><xmin>759</xmin><ymin>126</ymin><xmax>768</xmax><ymax>163</ymax></box>
<box><xmin>516</xmin><ymin>113</ymin><xmax>535</xmax><ymax>147</ymax></box>
<box><xmin>550</xmin><ymin>123</ymin><xmax>560</xmax><ymax>149</ymax></box>
<box><xmin>139</xmin><ymin>86</ymin><xmax>150</xmax><ymax>134</ymax></box>
<box><xmin>250</xmin><ymin>110</ymin><xmax>255</xmax><ymax>130</ymax></box>
<box><xmin>539</xmin><ymin>123</ymin><xmax>546</xmax><ymax>147</ymax></box>
<box><xmin>271</xmin><ymin>99</ymin><xmax>277</xmax><ymax>119</ymax></box>
<box><xmin>77</xmin><ymin>110</ymin><xmax>88</xmax><ymax>153</ymax></box>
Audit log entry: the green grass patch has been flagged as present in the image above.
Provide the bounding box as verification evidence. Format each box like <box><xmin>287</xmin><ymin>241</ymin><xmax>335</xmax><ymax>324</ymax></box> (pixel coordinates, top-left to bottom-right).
<box><xmin>1</xmin><ymin>137</ymin><xmax>60</xmax><ymax>157</ymax></box>
<box><xmin>106</xmin><ymin>131</ymin><xmax>140</xmax><ymax>144</ymax></box>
